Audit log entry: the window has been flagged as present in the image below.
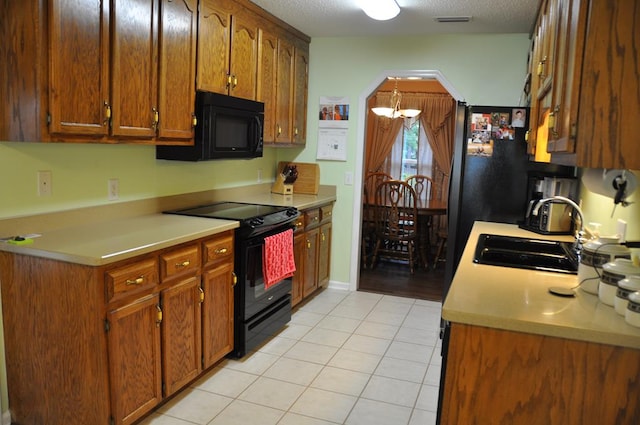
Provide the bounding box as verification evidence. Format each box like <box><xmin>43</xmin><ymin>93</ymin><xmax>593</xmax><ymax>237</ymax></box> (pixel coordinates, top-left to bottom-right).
<box><xmin>387</xmin><ymin>120</ymin><xmax>433</xmax><ymax>180</ymax></box>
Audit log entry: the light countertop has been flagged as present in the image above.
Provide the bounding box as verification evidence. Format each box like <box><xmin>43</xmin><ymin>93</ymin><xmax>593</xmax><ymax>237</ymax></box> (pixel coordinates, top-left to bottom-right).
<box><xmin>443</xmin><ymin>221</ymin><xmax>640</xmax><ymax>349</ymax></box>
<box><xmin>0</xmin><ymin>185</ymin><xmax>337</xmax><ymax>266</ymax></box>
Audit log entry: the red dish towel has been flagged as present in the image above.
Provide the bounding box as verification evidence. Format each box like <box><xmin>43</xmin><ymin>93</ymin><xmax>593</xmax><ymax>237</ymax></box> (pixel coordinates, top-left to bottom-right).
<box><xmin>263</xmin><ymin>228</ymin><xmax>296</xmax><ymax>290</ymax></box>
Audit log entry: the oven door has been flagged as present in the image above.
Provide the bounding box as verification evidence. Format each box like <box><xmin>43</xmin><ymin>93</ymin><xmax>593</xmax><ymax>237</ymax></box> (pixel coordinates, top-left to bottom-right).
<box><xmin>240</xmin><ymin>226</ymin><xmax>294</xmax><ymax>320</ymax></box>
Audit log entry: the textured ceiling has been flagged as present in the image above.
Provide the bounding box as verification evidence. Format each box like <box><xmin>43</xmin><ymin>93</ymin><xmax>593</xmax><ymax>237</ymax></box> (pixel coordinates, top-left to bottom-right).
<box><xmin>249</xmin><ymin>0</ymin><xmax>541</xmax><ymax>37</ymax></box>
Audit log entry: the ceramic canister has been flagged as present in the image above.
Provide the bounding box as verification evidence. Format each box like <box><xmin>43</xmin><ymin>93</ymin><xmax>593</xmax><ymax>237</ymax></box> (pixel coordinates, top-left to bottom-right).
<box><xmin>599</xmin><ymin>259</ymin><xmax>640</xmax><ymax>306</ymax></box>
<box><xmin>625</xmin><ymin>291</ymin><xmax>640</xmax><ymax>328</ymax></box>
<box><xmin>615</xmin><ymin>275</ymin><xmax>640</xmax><ymax>315</ymax></box>
<box><xmin>578</xmin><ymin>236</ymin><xmax>630</xmax><ymax>294</ymax></box>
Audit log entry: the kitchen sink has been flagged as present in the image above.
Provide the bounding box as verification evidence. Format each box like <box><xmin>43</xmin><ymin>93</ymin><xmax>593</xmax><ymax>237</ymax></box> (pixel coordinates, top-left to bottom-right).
<box><xmin>474</xmin><ymin>233</ymin><xmax>578</xmax><ymax>274</ymax></box>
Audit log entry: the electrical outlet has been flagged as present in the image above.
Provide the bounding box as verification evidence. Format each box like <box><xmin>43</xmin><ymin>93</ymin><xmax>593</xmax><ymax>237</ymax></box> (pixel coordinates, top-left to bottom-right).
<box><xmin>257</xmin><ymin>168</ymin><xmax>263</xmax><ymax>183</ymax></box>
<box><xmin>108</xmin><ymin>178</ymin><xmax>119</xmax><ymax>201</ymax></box>
<box><xmin>37</xmin><ymin>170</ymin><xmax>52</xmax><ymax>196</ymax></box>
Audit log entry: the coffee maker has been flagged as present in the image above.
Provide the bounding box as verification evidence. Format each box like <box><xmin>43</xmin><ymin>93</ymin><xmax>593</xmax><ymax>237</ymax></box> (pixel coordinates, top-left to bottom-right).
<box><xmin>523</xmin><ymin>174</ymin><xmax>578</xmax><ymax>234</ymax></box>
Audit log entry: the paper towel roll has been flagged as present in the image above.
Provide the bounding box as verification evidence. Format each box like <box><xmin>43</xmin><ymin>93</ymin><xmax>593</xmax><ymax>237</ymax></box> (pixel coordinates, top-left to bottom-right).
<box><xmin>583</xmin><ymin>168</ymin><xmax>637</xmax><ymax>199</ymax></box>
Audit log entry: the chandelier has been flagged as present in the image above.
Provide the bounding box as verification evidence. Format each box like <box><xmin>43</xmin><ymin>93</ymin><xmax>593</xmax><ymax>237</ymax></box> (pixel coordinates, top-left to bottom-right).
<box><xmin>371</xmin><ymin>78</ymin><xmax>421</xmax><ymax>119</ymax></box>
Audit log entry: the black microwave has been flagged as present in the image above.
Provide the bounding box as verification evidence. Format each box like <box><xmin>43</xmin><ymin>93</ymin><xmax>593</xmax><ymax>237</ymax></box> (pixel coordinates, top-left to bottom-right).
<box><xmin>156</xmin><ymin>91</ymin><xmax>264</xmax><ymax>161</ymax></box>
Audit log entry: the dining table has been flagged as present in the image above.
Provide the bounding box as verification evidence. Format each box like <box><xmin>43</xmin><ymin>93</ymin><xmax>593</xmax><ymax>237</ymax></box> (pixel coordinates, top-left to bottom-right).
<box><xmin>365</xmin><ymin>197</ymin><xmax>447</xmax><ymax>270</ymax></box>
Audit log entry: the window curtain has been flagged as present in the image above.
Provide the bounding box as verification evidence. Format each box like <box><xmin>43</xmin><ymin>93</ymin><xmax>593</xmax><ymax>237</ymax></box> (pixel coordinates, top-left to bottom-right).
<box><xmin>382</xmin><ymin>123</ymin><xmax>433</xmax><ymax>180</ymax></box>
<box><xmin>364</xmin><ymin>95</ymin><xmax>404</xmax><ymax>174</ymax></box>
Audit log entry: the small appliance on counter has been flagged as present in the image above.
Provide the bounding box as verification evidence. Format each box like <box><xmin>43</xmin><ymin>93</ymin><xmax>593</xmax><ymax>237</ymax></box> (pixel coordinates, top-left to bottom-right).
<box><xmin>521</xmin><ymin>176</ymin><xmax>578</xmax><ymax>235</ymax></box>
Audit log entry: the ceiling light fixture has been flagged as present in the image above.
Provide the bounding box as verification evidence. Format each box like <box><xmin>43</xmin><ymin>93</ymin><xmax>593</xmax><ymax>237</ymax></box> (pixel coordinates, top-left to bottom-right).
<box><xmin>360</xmin><ymin>0</ymin><xmax>400</xmax><ymax>21</ymax></box>
<box><xmin>371</xmin><ymin>78</ymin><xmax>421</xmax><ymax>119</ymax></box>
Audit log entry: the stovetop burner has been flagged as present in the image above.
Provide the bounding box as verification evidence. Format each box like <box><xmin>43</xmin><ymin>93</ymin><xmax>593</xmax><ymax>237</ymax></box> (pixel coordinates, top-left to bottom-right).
<box><xmin>164</xmin><ymin>202</ymin><xmax>300</xmax><ymax>237</ymax></box>
<box><xmin>167</xmin><ymin>202</ymin><xmax>287</xmax><ymax>220</ymax></box>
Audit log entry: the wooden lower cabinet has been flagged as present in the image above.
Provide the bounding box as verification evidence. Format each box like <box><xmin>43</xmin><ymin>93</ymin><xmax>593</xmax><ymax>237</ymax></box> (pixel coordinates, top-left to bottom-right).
<box><xmin>161</xmin><ymin>275</ymin><xmax>202</xmax><ymax>397</ymax></box>
<box><xmin>292</xmin><ymin>203</ymin><xmax>333</xmax><ymax>306</ymax></box>
<box><xmin>0</xmin><ymin>230</ymin><xmax>235</xmax><ymax>425</ymax></box>
<box><xmin>107</xmin><ymin>293</ymin><xmax>163</xmax><ymax>425</ymax></box>
<box><xmin>201</xmin><ymin>261</ymin><xmax>235</xmax><ymax>369</ymax></box>
<box><xmin>440</xmin><ymin>323</ymin><xmax>640</xmax><ymax>424</ymax></box>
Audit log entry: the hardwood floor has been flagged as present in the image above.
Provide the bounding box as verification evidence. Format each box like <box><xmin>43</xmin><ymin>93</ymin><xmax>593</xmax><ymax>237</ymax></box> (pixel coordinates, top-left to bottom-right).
<box><xmin>358</xmin><ymin>258</ymin><xmax>445</xmax><ymax>302</ymax></box>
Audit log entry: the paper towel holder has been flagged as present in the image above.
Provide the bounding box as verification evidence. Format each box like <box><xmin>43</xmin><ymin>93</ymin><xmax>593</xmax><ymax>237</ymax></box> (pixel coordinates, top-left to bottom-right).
<box><xmin>583</xmin><ymin>168</ymin><xmax>637</xmax><ymax>206</ymax></box>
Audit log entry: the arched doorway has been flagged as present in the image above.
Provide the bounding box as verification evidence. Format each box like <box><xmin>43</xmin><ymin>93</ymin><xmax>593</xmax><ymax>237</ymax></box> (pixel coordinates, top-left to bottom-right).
<box><xmin>349</xmin><ymin>70</ymin><xmax>464</xmax><ymax>297</ymax></box>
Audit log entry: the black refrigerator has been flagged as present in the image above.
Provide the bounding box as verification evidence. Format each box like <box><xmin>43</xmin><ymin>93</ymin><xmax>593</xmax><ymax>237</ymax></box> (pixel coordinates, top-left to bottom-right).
<box><xmin>443</xmin><ymin>103</ymin><xmax>576</xmax><ymax>298</ymax></box>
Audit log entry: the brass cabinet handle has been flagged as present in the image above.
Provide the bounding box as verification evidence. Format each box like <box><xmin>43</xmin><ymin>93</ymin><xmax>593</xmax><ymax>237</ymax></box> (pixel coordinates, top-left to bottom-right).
<box><xmin>199</xmin><ymin>287</ymin><xmax>204</xmax><ymax>303</ymax></box>
<box><xmin>192</xmin><ymin>114</ymin><xmax>197</xmax><ymax>127</ymax></box>
<box><xmin>277</xmin><ymin>125</ymin><xmax>282</xmax><ymax>135</ymax></box>
<box><xmin>232</xmin><ymin>75</ymin><xmax>238</xmax><ymax>88</ymax></box>
<box><xmin>295</xmin><ymin>221</ymin><xmax>303</xmax><ymax>227</ymax></box>
<box><xmin>294</xmin><ymin>127</ymin><xmax>298</xmax><ymax>136</ymax></box>
<box><xmin>537</xmin><ymin>56</ymin><xmax>547</xmax><ymax>78</ymax></box>
<box><xmin>152</xmin><ymin>107</ymin><xmax>159</xmax><ymax>130</ymax></box>
<box><xmin>214</xmin><ymin>247</ymin><xmax>228</xmax><ymax>255</ymax></box>
<box><xmin>156</xmin><ymin>305</ymin><xmax>162</xmax><ymax>326</ymax></box>
<box><xmin>226</xmin><ymin>74</ymin><xmax>233</xmax><ymax>88</ymax></box>
<box><xmin>232</xmin><ymin>271</ymin><xmax>237</xmax><ymax>287</ymax></box>
<box><xmin>307</xmin><ymin>240</ymin><xmax>311</xmax><ymax>249</ymax></box>
<box><xmin>103</xmin><ymin>101</ymin><xmax>111</xmax><ymax>126</ymax></box>
<box><xmin>525</xmin><ymin>130</ymin><xmax>530</xmax><ymax>141</ymax></box>
<box><xmin>321</xmin><ymin>232</ymin><xmax>326</xmax><ymax>242</ymax></box>
<box><xmin>548</xmin><ymin>106</ymin><xmax>559</xmax><ymax>137</ymax></box>
<box><xmin>125</xmin><ymin>276</ymin><xmax>145</xmax><ymax>286</ymax></box>
<box><xmin>175</xmin><ymin>260</ymin><xmax>190</xmax><ymax>268</ymax></box>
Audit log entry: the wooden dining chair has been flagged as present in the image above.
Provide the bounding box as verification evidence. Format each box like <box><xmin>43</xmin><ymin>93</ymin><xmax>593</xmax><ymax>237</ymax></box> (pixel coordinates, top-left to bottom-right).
<box><xmin>405</xmin><ymin>174</ymin><xmax>436</xmax><ymax>268</ymax></box>
<box><xmin>361</xmin><ymin>172</ymin><xmax>393</xmax><ymax>268</ymax></box>
<box><xmin>405</xmin><ymin>174</ymin><xmax>435</xmax><ymax>202</ymax></box>
<box><xmin>371</xmin><ymin>180</ymin><xmax>419</xmax><ymax>274</ymax></box>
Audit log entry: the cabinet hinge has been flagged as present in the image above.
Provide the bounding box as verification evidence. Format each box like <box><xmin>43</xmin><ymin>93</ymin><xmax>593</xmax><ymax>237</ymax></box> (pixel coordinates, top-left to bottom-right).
<box><xmin>46</xmin><ymin>113</ymin><xmax>51</xmax><ymax>125</ymax></box>
<box><xmin>109</xmin><ymin>415</ymin><xmax>115</xmax><ymax>425</ymax></box>
<box><xmin>162</xmin><ymin>381</ymin><xmax>166</xmax><ymax>396</ymax></box>
<box><xmin>104</xmin><ymin>319</ymin><xmax>110</xmax><ymax>333</ymax></box>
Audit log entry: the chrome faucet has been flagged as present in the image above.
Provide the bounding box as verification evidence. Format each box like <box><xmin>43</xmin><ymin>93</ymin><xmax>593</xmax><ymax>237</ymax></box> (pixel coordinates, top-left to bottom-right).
<box><xmin>532</xmin><ymin>195</ymin><xmax>585</xmax><ymax>256</ymax></box>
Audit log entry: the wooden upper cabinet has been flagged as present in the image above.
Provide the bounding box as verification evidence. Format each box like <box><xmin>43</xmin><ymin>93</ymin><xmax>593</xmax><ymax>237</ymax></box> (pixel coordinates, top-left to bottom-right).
<box><xmin>157</xmin><ymin>0</ymin><xmax>198</xmax><ymax>141</ymax></box>
<box><xmin>528</xmin><ymin>0</ymin><xmax>639</xmax><ymax>169</ymax></box>
<box><xmin>292</xmin><ymin>40</ymin><xmax>309</xmax><ymax>145</ymax></box>
<box><xmin>48</xmin><ymin>0</ymin><xmax>110</xmax><ymax>137</ymax></box>
<box><xmin>257</xmin><ymin>28</ymin><xmax>279</xmax><ymax>142</ymax></box>
<box><xmin>575</xmin><ymin>0</ymin><xmax>639</xmax><ymax>169</ymax></box>
<box><xmin>545</xmin><ymin>0</ymin><xmax>586</xmax><ymax>155</ymax></box>
<box><xmin>111</xmin><ymin>0</ymin><xmax>159</xmax><ymax>139</ymax></box>
<box><xmin>197</xmin><ymin>0</ymin><xmax>258</xmax><ymax>99</ymax></box>
<box><xmin>275</xmin><ymin>37</ymin><xmax>294</xmax><ymax>143</ymax></box>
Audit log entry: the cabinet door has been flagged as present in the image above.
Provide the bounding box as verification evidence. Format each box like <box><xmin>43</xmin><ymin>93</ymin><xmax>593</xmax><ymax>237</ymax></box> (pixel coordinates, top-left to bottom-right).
<box><xmin>107</xmin><ymin>293</ymin><xmax>162</xmax><ymax>425</ymax></box>
<box><xmin>291</xmin><ymin>231</ymin><xmax>305</xmax><ymax>306</ymax></box>
<box><xmin>292</xmin><ymin>41</ymin><xmax>309</xmax><ymax>145</ymax></box>
<box><xmin>48</xmin><ymin>0</ymin><xmax>110</xmax><ymax>136</ymax></box>
<box><xmin>275</xmin><ymin>37</ymin><xmax>294</xmax><ymax>143</ymax></box>
<box><xmin>318</xmin><ymin>222</ymin><xmax>331</xmax><ymax>287</ymax></box>
<box><xmin>111</xmin><ymin>0</ymin><xmax>159</xmax><ymax>138</ymax></box>
<box><xmin>576</xmin><ymin>0</ymin><xmax>639</xmax><ymax>169</ymax></box>
<box><xmin>157</xmin><ymin>0</ymin><xmax>197</xmax><ymax>141</ymax></box>
<box><xmin>197</xmin><ymin>0</ymin><xmax>231</xmax><ymax>94</ymax></box>
<box><xmin>202</xmin><ymin>261</ymin><xmax>235</xmax><ymax>369</ymax></box>
<box><xmin>257</xmin><ymin>28</ymin><xmax>278</xmax><ymax>142</ymax></box>
<box><xmin>546</xmin><ymin>0</ymin><xmax>586</xmax><ymax>154</ymax></box>
<box><xmin>302</xmin><ymin>227</ymin><xmax>319</xmax><ymax>298</ymax></box>
<box><xmin>161</xmin><ymin>275</ymin><xmax>202</xmax><ymax>397</ymax></box>
<box><xmin>229</xmin><ymin>13</ymin><xmax>258</xmax><ymax>100</ymax></box>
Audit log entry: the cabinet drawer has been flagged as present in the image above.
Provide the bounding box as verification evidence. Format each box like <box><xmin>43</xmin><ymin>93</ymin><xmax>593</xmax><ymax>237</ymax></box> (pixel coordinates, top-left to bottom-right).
<box><xmin>105</xmin><ymin>258</ymin><xmax>158</xmax><ymax>303</ymax></box>
<box><xmin>293</xmin><ymin>214</ymin><xmax>305</xmax><ymax>233</ymax></box>
<box><xmin>304</xmin><ymin>208</ymin><xmax>320</xmax><ymax>229</ymax></box>
<box><xmin>160</xmin><ymin>244</ymin><xmax>200</xmax><ymax>281</ymax></box>
<box><xmin>320</xmin><ymin>204</ymin><xmax>333</xmax><ymax>224</ymax></box>
<box><xmin>203</xmin><ymin>233</ymin><xmax>234</xmax><ymax>267</ymax></box>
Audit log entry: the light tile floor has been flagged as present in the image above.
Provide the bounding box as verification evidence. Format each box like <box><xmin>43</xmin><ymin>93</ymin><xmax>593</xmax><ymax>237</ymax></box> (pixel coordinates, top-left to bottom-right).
<box><xmin>139</xmin><ymin>289</ymin><xmax>443</xmax><ymax>425</ymax></box>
